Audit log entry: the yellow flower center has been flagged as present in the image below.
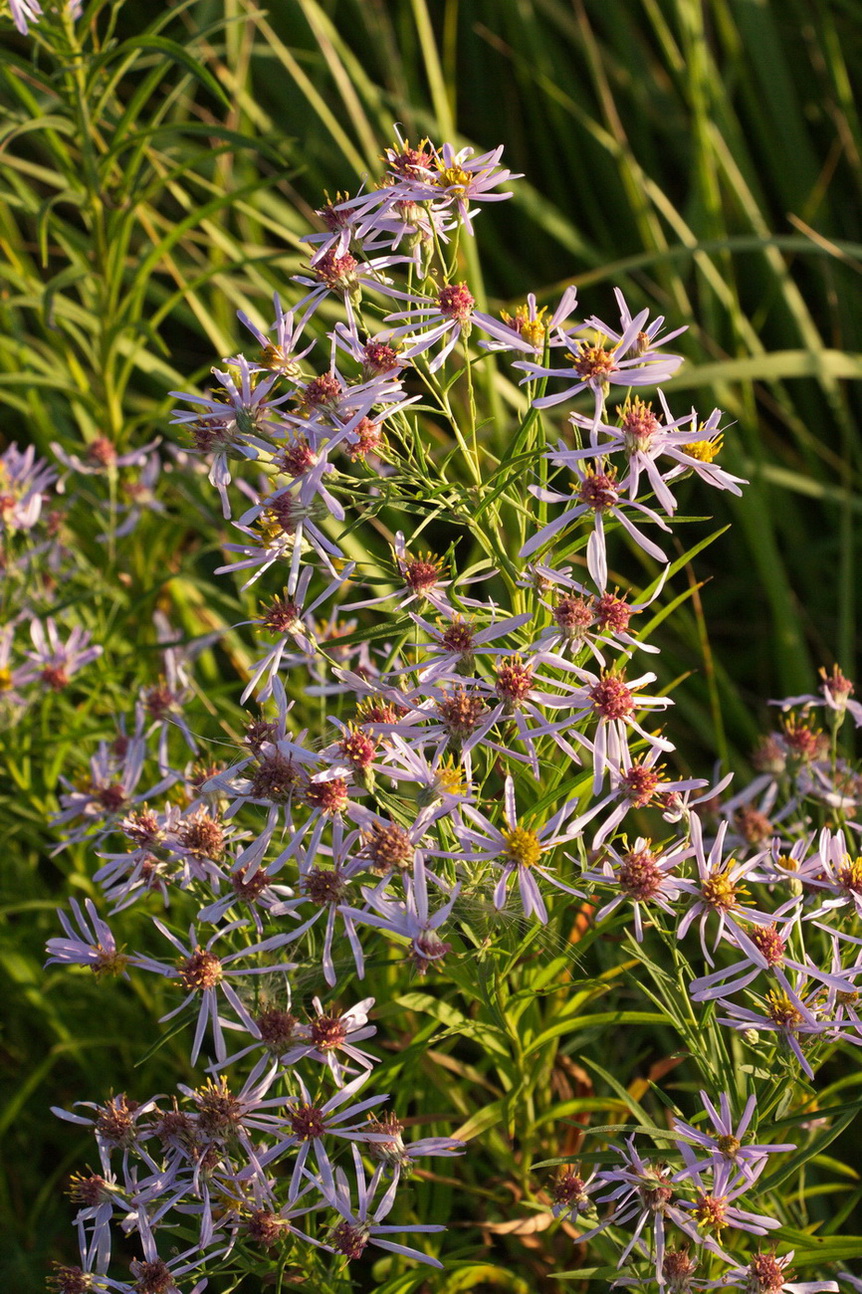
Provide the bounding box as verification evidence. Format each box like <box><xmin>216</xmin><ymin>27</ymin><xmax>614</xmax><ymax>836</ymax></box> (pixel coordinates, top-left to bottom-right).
<box><xmin>681</xmin><ymin>434</ymin><xmax>723</xmax><ymax>463</ymax></box>
<box><xmin>839</xmin><ymin>855</ymin><xmax>862</xmax><ymax>894</ymax></box>
<box><xmin>715</xmin><ymin>1133</ymin><xmax>741</xmax><ymax>1159</ymax></box>
<box><xmin>501</xmin><ymin>826</ymin><xmax>543</xmax><ymax>869</ymax></box>
<box><xmin>501</xmin><ymin>303</ymin><xmax>548</xmax><ymax>350</ymax></box>
<box><xmin>0</xmin><ymin>667</ymin><xmax>12</xmax><ymax>691</ymax></box>
<box><xmin>766</xmin><ymin>990</ymin><xmax>803</xmax><ymax>1029</ymax></box>
<box><xmin>701</xmin><ymin>867</ymin><xmax>746</xmax><ymax>911</ymax></box>
<box><xmin>436</xmin><ymin>163</ymin><xmax>471</xmax><ymax>193</ymax></box>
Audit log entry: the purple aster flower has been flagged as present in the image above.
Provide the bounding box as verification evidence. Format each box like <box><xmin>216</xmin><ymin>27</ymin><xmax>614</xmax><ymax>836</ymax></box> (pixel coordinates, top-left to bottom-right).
<box><xmin>383</xmin><ymin>281</ymin><xmax>477</xmax><ymax>372</ymax></box>
<box><xmin>133</xmin><ymin>919</ymin><xmax>298</xmax><ymax>1064</ymax></box>
<box><xmin>317</xmin><ymin>1142</ymin><xmax>445</xmax><ymax>1266</ymax></box>
<box><xmin>234</xmin><ymin>293</ymin><xmax>316</xmax><ymax>376</ymax></box>
<box><xmin>249</xmin><ymin>1071</ymin><xmax>391</xmax><ymax>1201</ymax></box>
<box><xmin>514</xmin><ymin>290</ymin><xmax>685</xmax><ymax>425</ymax></box>
<box><xmin>473</xmin><ymin>286</ymin><xmax>579</xmax><ymax>356</ymax></box>
<box><xmin>671</xmin><ymin>1092</ymin><xmax>795</xmax><ymax>1187</ymax></box>
<box><xmin>771</xmin><ymin>664</ymin><xmax>862</xmax><ymax>731</ymax></box>
<box><xmin>291</xmin><ymin>247</ymin><xmax>410</xmax><ymax>330</ymax></box>
<box><xmin>450</xmin><ymin>774</ymin><xmax>587</xmax><ymax>923</ymax></box>
<box><xmin>20</xmin><ymin>616</ymin><xmax>102</xmax><ymax>692</ymax></box>
<box><xmin>170</xmin><ymin>357</ymin><xmax>290</xmax><ymax>517</ymax></box>
<box><xmin>564</xmin><ymin>396</ymin><xmax>746</xmax><ymax>515</ymax></box>
<box><xmin>549</xmin><ymin>1163</ymin><xmax>601</xmax><ymax>1225</ymax></box>
<box><xmin>51</xmin><ymin>436</ymin><xmax>160</xmax><ymax>477</ymax></box>
<box><xmin>52</xmin><ymin>1093</ymin><xmax>161</xmax><ymax>1179</ymax></box>
<box><xmin>45</xmin><ymin>898</ymin><xmax>130</xmax><ymax>979</ymax></box>
<box><xmin>676</xmin><ymin>814</ymin><xmax>775</xmax><ymax>968</ymax></box>
<box><xmin>357</xmin><ymin>853</ymin><xmax>460</xmax><ymax>973</ymax></box>
<box><xmin>0</xmin><ymin>441</ymin><xmax>57</xmax><ymax>530</ymax></box>
<box><xmin>581</xmin><ymin>835</ymin><xmax>690</xmax><ymax>941</ymax></box>
<box><xmin>520</xmin><ymin>459</ymin><xmax>671</xmax><ymax>591</ymax></box>
<box><xmin>714</xmin><ymin>972</ymin><xmax>843</xmax><ymax>1080</ymax></box>
<box><xmin>718</xmin><ymin>1252</ymin><xmax>838</xmax><ymax>1294</ymax></box>
<box><xmin>575</xmin><ymin>1137</ymin><xmax>696</xmax><ymax>1280</ymax></box>
<box><xmin>524</xmin><ymin>562</ymin><xmax>666</xmax><ymax>665</ymax></box>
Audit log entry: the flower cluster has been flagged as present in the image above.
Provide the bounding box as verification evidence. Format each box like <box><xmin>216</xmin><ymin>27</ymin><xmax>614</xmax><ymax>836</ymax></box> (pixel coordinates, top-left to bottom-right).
<box><xmin>44</xmin><ymin>133</ymin><xmax>855</xmax><ymax>1291</ymax></box>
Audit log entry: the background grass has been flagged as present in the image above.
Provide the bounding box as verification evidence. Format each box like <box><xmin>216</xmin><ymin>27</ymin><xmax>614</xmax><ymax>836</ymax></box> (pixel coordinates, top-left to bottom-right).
<box><xmin>2</xmin><ymin>0</ymin><xmax>861</xmax><ymax>1287</ymax></box>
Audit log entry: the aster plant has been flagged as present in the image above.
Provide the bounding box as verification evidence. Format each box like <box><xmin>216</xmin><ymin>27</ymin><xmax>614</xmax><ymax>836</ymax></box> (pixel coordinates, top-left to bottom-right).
<box><xmin>32</xmin><ymin>122</ymin><xmax>862</xmax><ymax>1294</ymax></box>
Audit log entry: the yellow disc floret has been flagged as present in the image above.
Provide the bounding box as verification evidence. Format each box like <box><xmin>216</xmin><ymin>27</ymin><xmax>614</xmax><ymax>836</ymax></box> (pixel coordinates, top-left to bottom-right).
<box><xmin>681</xmin><ymin>433</ymin><xmax>723</xmax><ymax>463</ymax></box>
<box><xmin>501</xmin><ymin>826</ymin><xmax>543</xmax><ymax>869</ymax></box>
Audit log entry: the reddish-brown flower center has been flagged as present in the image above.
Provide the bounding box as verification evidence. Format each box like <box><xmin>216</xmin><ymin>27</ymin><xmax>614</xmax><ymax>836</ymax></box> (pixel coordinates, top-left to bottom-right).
<box><xmin>249</xmin><ymin>752</ymin><xmax>300</xmax><ymax>803</ymax></box>
<box><xmin>436</xmin><ymin>687</ymin><xmax>486</xmax><ymax>738</ymax></box>
<box><xmin>364</xmin><ymin>340</ymin><xmax>401</xmax><ymax>372</ymax></box>
<box><xmin>312</xmin><ymin>250</ymin><xmax>358</xmax><ymax>291</ymax></box>
<box><xmin>750</xmin><ymin>923</ymin><xmax>786</xmax><ymax>967</ymax></box>
<box><xmin>363</xmin><ymin>821</ymin><xmax>414</xmax><ymax>873</ymax></box>
<box><xmin>310</xmin><ymin>1014</ymin><xmax>348</xmax><ymax>1051</ymax></box>
<box><xmin>747</xmin><ymin>1253</ymin><xmax>788</xmax><ymax>1294</ymax></box>
<box><xmin>578</xmin><ymin>470</ymin><xmax>619</xmax><ymax>511</ymax></box>
<box><xmin>304</xmin><ymin>777</ymin><xmax>350</xmax><ymax>816</ymax></box>
<box><xmin>590</xmin><ymin>674</ymin><xmax>634</xmax><ymax>720</ymax></box>
<box><xmin>256</xmin><ymin>1008</ymin><xmax>298</xmax><ymax>1052</ymax></box>
<box><xmin>329</xmin><ymin>1220</ymin><xmax>370</xmax><ymax>1259</ymax></box>
<box><xmin>438</xmin><ymin>282</ymin><xmax>475</xmax><ymax>322</ymax></box>
<box><xmin>86</xmin><ymin>437</ymin><xmax>117</xmax><ymax>467</ymax></box>
<box><xmin>95</xmin><ymin>1096</ymin><xmax>140</xmax><ymax>1146</ymax></box>
<box><xmin>594</xmin><ymin>592</ymin><xmax>633</xmax><ymax>633</ymax></box>
<box><xmin>303</xmin><ymin>866</ymin><xmax>348</xmax><ymax>906</ymax></box>
<box><xmin>131</xmin><ymin>1259</ymin><xmax>173</xmax><ymax>1293</ymax></box>
<box><xmin>289</xmin><ymin>1102</ymin><xmax>327</xmax><ymax>1140</ymax></box>
<box><xmin>571</xmin><ymin>341</ymin><xmax>617</xmax><ymax>381</ymax></box>
<box><xmin>302</xmin><ymin>373</ymin><xmax>343</xmax><ymax>410</ymax></box>
<box><xmin>553</xmin><ymin>595</ymin><xmax>594</xmax><ymax>638</ymax></box>
<box><xmin>179</xmin><ymin>811</ymin><xmax>225</xmax><ymax>860</ymax></box>
<box><xmin>621</xmin><ymin>398</ymin><xmax>661</xmax><ymax>452</ymax></box>
<box><xmin>194</xmin><ymin>1078</ymin><xmax>243</xmax><ymax>1137</ymax></box>
<box><xmin>495</xmin><ymin>655</ymin><xmax>534</xmax><ymax>707</ymax></box>
<box><xmin>246</xmin><ymin>1208</ymin><xmax>283</xmax><ymax>1247</ymax></box>
<box><xmin>617</xmin><ymin>845</ymin><xmax>664</xmax><ymax>901</ymax></box>
<box><xmin>620</xmin><ymin>762</ymin><xmax>662</xmax><ymax>807</ymax></box>
<box><xmin>178</xmin><ymin>946</ymin><xmax>223</xmax><ymax>991</ymax></box>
